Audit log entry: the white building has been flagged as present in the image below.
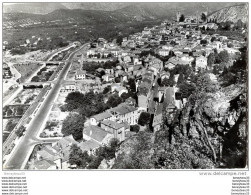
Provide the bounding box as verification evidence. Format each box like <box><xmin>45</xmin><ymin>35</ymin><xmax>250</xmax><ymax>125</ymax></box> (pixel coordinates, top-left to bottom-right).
<box><xmin>195</xmin><ymin>55</ymin><xmax>207</xmax><ymax>71</ymax></box>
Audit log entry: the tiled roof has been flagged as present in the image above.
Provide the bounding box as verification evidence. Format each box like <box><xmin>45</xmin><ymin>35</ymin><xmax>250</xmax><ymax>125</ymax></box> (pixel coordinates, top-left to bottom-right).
<box><xmin>101</xmin><ymin>120</ymin><xmax>124</xmax><ymax>130</ymax></box>
<box><xmin>76</xmin><ymin>69</ymin><xmax>86</xmax><ymax>75</ymax></box>
<box><xmin>142</xmin><ymin>78</ymin><xmax>152</xmax><ymax>84</ymax></box>
<box><xmin>125</xmin><ymin>131</ymin><xmax>136</xmax><ymax>138</ymax></box>
<box><xmin>138</xmin><ymin>87</ymin><xmax>149</xmax><ymax>96</ymax></box>
<box><xmin>78</xmin><ymin>140</ymin><xmax>100</xmax><ymax>152</ymax></box>
<box><xmin>57</xmin><ymin>135</ymin><xmax>78</xmax><ymax>150</ymax></box>
<box><xmin>160</xmin><ymin>71</ymin><xmax>170</xmax><ymax>77</ymax></box>
<box><xmin>92</xmin><ymin>112</ymin><xmax>112</xmax><ymax>122</ymax></box>
<box><xmin>83</xmin><ymin>125</ymin><xmax>111</xmax><ymax>143</ymax></box>
<box><xmin>109</xmin><ymin>103</ymin><xmax>137</xmax><ymax>115</ymax></box>
<box><xmin>37</xmin><ymin>146</ymin><xmax>61</xmax><ymax>162</ymax></box>
<box><xmin>121</xmin><ymin>121</ymin><xmax>130</xmax><ymax>130</ymax></box>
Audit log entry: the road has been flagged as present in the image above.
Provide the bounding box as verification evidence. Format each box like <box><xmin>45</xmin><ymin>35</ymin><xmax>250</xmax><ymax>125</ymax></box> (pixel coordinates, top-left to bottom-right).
<box><xmin>4</xmin><ymin>43</ymin><xmax>89</xmax><ymax>170</ymax></box>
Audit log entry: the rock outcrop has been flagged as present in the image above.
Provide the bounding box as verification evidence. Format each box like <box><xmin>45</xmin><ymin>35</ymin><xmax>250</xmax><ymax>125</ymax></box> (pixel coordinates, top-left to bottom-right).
<box><xmin>179</xmin><ymin>83</ymin><xmax>247</xmax><ymax>168</ymax></box>
<box><xmin>207</xmin><ymin>4</ymin><xmax>248</xmax><ymax>23</ymax></box>
<box><xmin>112</xmin><ymin>82</ymin><xmax>247</xmax><ymax>169</ymax></box>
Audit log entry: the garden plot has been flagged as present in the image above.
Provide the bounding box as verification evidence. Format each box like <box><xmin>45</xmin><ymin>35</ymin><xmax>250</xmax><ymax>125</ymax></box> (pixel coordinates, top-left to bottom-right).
<box><xmin>3</xmin><ymin>118</ymin><xmax>19</xmax><ymax>143</ymax></box>
<box><xmin>66</xmin><ymin>62</ymin><xmax>81</xmax><ymax>80</ymax></box>
<box><xmin>3</xmin><ymin>105</ymin><xmax>30</xmax><ymax>118</ymax></box>
<box><xmin>39</xmin><ymin>104</ymin><xmax>69</xmax><ymax>138</ymax></box>
<box><xmin>31</xmin><ymin>66</ymin><xmax>57</xmax><ymax>82</ymax></box>
<box><xmin>11</xmin><ymin>88</ymin><xmax>42</xmax><ymax>105</ymax></box>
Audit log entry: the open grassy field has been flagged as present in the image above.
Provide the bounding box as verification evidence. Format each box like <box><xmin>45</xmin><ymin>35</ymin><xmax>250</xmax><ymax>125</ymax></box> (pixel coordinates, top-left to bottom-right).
<box><xmin>14</xmin><ymin>62</ymin><xmax>43</xmax><ymax>83</ymax></box>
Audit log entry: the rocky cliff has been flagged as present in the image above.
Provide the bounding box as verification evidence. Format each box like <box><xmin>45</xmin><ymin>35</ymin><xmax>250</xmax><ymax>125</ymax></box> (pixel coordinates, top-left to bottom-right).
<box><xmin>179</xmin><ymin>83</ymin><xmax>247</xmax><ymax>168</ymax></box>
<box><xmin>207</xmin><ymin>4</ymin><xmax>248</xmax><ymax>23</ymax></box>
<box><xmin>109</xmin><ymin>81</ymin><xmax>247</xmax><ymax>169</ymax></box>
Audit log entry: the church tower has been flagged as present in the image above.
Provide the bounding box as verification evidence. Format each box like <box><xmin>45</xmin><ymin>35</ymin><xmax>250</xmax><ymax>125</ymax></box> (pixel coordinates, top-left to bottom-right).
<box><xmin>176</xmin><ymin>11</ymin><xmax>181</xmax><ymax>22</ymax></box>
<box><xmin>205</xmin><ymin>6</ymin><xmax>209</xmax><ymax>22</ymax></box>
<box><xmin>196</xmin><ymin>10</ymin><xmax>199</xmax><ymax>25</ymax></box>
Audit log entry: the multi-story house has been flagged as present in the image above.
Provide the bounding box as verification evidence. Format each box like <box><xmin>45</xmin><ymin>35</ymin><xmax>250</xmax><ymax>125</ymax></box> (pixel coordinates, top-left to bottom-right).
<box><xmin>90</xmin><ymin>103</ymin><xmax>139</xmax><ymax>126</ymax></box>
<box><xmin>100</xmin><ymin>120</ymin><xmax>127</xmax><ymax>142</ymax></box>
<box><xmin>108</xmin><ymin>103</ymin><xmax>139</xmax><ymax>125</ymax></box>
<box><xmin>60</xmin><ymin>82</ymin><xmax>79</xmax><ymax>93</ymax></box>
<box><xmin>75</xmin><ymin>69</ymin><xmax>86</xmax><ymax>80</ymax></box>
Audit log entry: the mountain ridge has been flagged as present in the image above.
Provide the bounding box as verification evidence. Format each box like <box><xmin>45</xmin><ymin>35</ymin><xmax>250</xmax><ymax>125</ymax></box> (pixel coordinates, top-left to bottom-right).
<box><xmin>3</xmin><ymin>3</ymin><xmax>68</xmax><ymax>14</ymax></box>
<box><xmin>207</xmin><ymin>3</ymin><xmax>248</xmax><ymax>23</ymax></box>
<box><xmin>4</xmin><ymin>2</ymin><xmax>240</xmax><ymax>17</ymax></box>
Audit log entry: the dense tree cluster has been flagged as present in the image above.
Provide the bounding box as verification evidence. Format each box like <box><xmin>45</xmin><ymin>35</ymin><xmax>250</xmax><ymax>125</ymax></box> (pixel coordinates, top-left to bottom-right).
<box><xmin>61</xmin><ymin>113</ymin><xmax>86</xmax><ymax>140</ymax></box>
<box><xmin>113</xmin><ymin>132</ymin><xmax>154</xmax><ymax>169</ymax></box>
<box><xmin>130</xmin><ymin>125</ymin><xmax>140</xmax><ymax>133</ymax></box>
<box><xmin>220</xmin><ymin>47</ymin><xmax>247</xmax><ymax>87</ymax></box>
<box><xmin>102</xmin><ymin>85</ymin><xmax>111</xmax><ymax>94</ymax></box>
<box><xmin>140</xmin><ymin>50</ymin><xmax>175</xmax><ymax>63</ymax></box>
<box><xmin>82</xmin><ymin>60</ymin><xmax>118</xmax><ymax>76</ymax></box>
<box><xmin>106</xmin><ymin>93</ymin><xmax>123</xmax><ymax>108</ymax></box>
<box><xmin>207</xmin><ymin>50</ymin><xmax>230</xmax><ymax>69</ymax></box>
<box><xmin>179</xmin><ymin>82</ymin><xmax>196</xmax><ymax>98</ymax></box>
<box><xmin>138</xmin><ymin>112</ymin><xmax>151</xmax><ymax>126</ymax></box>
<box><xmin>127</xmin><ymin>78</ymin><xmax>136</xmax><ymax>92</ymax></box>
<box><xmin>62</xmin><ymin>91</ymin><xmax>107</xmax><ymax>117</ymax></box>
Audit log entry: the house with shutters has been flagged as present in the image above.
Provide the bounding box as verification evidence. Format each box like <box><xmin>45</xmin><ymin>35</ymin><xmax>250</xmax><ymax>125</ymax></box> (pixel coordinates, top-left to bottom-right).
<box><xmin>75</xmin><ymin>69</ymin><xmax>86</xmax><ymax>80</ymax></box>
<box><xmin>90</xmin><ymin>103</ymin><xmax>139</xmax><ymax>126</ymax></box>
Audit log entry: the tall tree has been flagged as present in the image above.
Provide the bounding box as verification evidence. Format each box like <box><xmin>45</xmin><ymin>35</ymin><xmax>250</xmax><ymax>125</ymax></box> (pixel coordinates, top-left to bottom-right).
<box><xmin>201</xmin><ymin>13</ymin><xmax>207</xmax><ymax>22</ymax></box>
<box><xmin>179</xmin><ymin>82</ymin><xmax>196</xmax><ymax>98</ymax></box>
<box><xmin>64</xmin><ymin>91</ymin><xmax>85</xmax><ymax>112</ymax></box>
<box><xmin>179</xmin><ymin>14</ymin><xmax>185</xmax><ymax>22</ymax></box>
<box><xmin>6</xmin><ymin>108</ymin><xmax>13</xmax><ymax>116</ymax></box>
<box><xmin>218</xmin><ymin>50</ymin><xmax>229</xmax><ymax>63</ymax></box>
<box><xmin>177</xmin><ymin>73</ymin><xmax>185</xmax><ymax>86</ymax></box>
<box><xmin>236</xmin><ymin>19</ymin><xmax>244</xmax><ymax>29</ymax></box>
<box><xmin>69</xmin><ymin>144</ymin><xmax>91</xmax><ymax>168</ymax></box>
<box><xmin>168</xmin><ymin>74</ymin><xmax>175</xmax><ymax>87</ymax></box>
<box><xmin>207</xmin><ymin>53</ymin><xmax>215</xmax><ymax>68</ymax></box>
<box><xmin>127</xmin><ymin>78</ymin><xmax>136</xmax><ymax>92</ymax></box>
<box><xmin>61</xmin><ymin>113</ymin><xmax>85</xmax><ymax>140</ymax></box>
<box><xmin>162</xmin><ymin>77</ymin><xmax>169</xmax><ymax>86</ymax></box>
<box><xmin>106</xmin><ymin>93</ymin><xmax>122</xmax><ymax>108</ymax></box>
<box><xmin>138</xmin><ymin>112</ymin><xmax>151</xmax><ymax>126</ymax></box>
<box><xmin>15</xmin><ymin>126</ymin><xmax>26</xmax><ymax>137</ymax></box>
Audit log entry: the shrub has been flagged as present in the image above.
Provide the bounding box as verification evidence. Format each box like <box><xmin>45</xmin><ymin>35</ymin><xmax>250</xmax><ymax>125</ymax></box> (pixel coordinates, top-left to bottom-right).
<box><xmin>15</xmin><ymin>126</ymin><xmax>26</xmax><ymax>137</ymax></box>
<box><xmin>138</xmin><ymin>112</ymin><xmax>151</xmax><ymax>126</ymax></box>
<box><xmin>130</xmin><ymin>125</ymin><xmax>140</xmax><ymax>133</ymax></box>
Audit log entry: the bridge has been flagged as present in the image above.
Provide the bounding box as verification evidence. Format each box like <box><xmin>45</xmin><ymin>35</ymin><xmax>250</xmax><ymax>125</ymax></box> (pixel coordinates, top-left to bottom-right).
<box><xmin>21</xmin><ymin>81</ymin><xmax>53</xmax><ymax>89</ymax></box>
<box><xmin>45</xmin><ymin>61</ymin><xmax>64</xmax><ymax>66</ymax></box>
